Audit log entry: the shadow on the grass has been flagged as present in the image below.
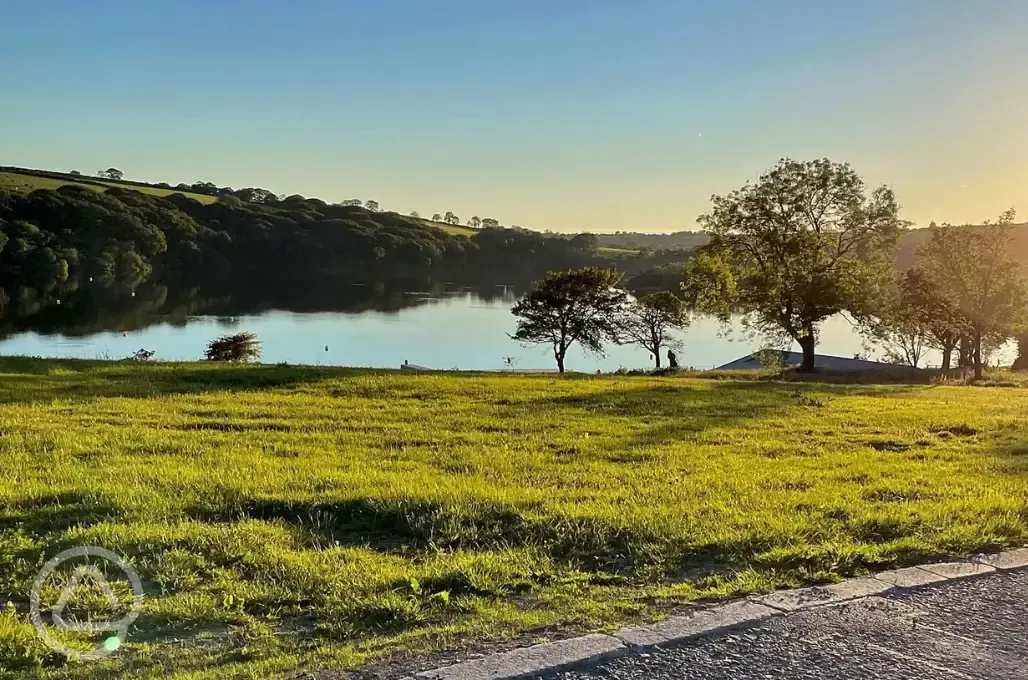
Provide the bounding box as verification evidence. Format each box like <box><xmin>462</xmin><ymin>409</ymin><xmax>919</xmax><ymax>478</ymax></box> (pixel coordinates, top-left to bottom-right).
<box><xmin>0</xmin><ymin>491</ymin><xmax>120</xmax><ymax>537</ymax></box>
<box><xmin>181</xmin><ymin>494</ymin><xmax>663</xmax><ymax>574</ymax></box>
<box><xmin>522</xmin><ymin>381</ymin><xmax>926</xmax><ymax>450</ymax></box>
<box><xmin>0</xmin><ymin>357</ymin><xmax>357</xmax><ymax>405</ymax></box>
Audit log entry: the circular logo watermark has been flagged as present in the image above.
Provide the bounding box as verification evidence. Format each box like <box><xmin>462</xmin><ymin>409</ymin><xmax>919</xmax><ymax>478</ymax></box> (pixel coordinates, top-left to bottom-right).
<box><xmin>30</xmin><ymin>547</ymin><xmax>143</xmax><ymax>661</ymax></box>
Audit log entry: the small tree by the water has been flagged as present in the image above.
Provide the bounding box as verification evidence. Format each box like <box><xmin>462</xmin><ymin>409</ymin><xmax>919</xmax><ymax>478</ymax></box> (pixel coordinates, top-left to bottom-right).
<box><xmin>619</xmin><ymin>291</ymin><xmax>689</xmax><ymax>368</ymax></box>
<box><xmin>510</xmin><ymin>268</ymin><xmax>627</xmax><ymax>373</ymax></box>
<box><xmin>205</xmin><ymin>333</ymin><xmax>262</xmax><ymax>362</ymax></box>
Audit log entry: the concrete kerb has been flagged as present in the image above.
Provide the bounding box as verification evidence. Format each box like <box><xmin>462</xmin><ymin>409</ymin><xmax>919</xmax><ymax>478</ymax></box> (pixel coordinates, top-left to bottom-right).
<box><xmin>616</xmin><ymin>599</ymin><xmax>780</xmax><ymax>647</ymax></box>
<box><xmin>414</xmin><ymin>634</ymin><xmax>627</xmax><ymax>680</ymax></box>
<box><xmin>411</xmin><ymin>550</ymin><xmax>1027</xmax><ymax>680</ymax></box>
<box><xmin>974</xmin><ymin>547</ymin><xmax>1028</xmax><ymax>571</ymax></box>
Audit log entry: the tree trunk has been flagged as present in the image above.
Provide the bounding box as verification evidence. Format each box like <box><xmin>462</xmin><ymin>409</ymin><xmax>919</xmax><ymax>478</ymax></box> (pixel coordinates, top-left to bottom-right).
<box><xmin>797</xmin><ymin>334</ymin><xmax>816</xmax><ymax>372</ymax></box>
<box><xmin>940</xmin><ymin>341</ymin><xmax>953</xmax><ymax>371</ymax></box>
<box><xmin>653</xmin><ymin>349</ymin><xmax>661</xmax><ymax>369</ymax></box>
<box><xmin>1012</xmin><ymin>335</ymin><xmax>1028</xmax><ymax>371</ymax></box>
<box><xmin>958</xmin><ymin>336</ymin><xmax>971</xmax><ymax>368</ymax></box>
<box><xmin>555</xmin><ymin>352</ymin><xmax>565</xmax><ymax>374</ymax></box>
<box><xmin>973</xmin><ymin>329</ymin><xmax>983</xmax><ymax>381</ymax></box>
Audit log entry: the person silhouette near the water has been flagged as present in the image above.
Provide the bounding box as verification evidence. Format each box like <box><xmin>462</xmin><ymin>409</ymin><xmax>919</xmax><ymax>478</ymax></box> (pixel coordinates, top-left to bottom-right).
<box><xmin>667</xmin><ymin>349</ymin><xmax>679</xmax><ymax>369</ymax></box>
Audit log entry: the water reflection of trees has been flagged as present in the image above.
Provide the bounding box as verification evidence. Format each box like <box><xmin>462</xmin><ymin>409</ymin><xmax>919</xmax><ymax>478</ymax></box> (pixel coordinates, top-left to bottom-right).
<box><xmin>0</xmin><ymin>274</ymin><xmax>529</xmax><ymax>340</ymax></box>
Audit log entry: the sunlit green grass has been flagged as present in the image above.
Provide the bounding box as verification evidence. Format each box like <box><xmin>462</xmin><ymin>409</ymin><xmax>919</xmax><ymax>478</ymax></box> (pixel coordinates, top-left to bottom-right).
<box><xmin>419</xmin><ymin>219</ymin><xmax>478</xmax><ymax>237</ymax></box>
<box><xmin>0</xmin><ymin>172</ymin><xmax>100</xmax><ymax>194</ymax></box>
<box><xmin>596</xmin><ymin>246</ymin><xmax>640</xmax><ymax>257</ymax></box>
<box><xmin>2</xmin><ymin>357</ymin><xmax>1028</xmax><ymax>678</ymax></box>
<box><xmin>0</xmin><ymin>171</ymin><xmax>218</xmax><ymax>204</ymax></box>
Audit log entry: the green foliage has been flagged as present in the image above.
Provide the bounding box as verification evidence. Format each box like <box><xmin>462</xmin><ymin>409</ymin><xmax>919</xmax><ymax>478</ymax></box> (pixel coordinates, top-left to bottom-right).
<box><xmin>1</xmin><ymin>170</ymin><xmax>676</xmax><ymax>302</ymax></box>
<box><xmin>682</xmin><ymin>249</ymin><xmax>737</xmax><ymax>322</ymax></box>
<box><xmin>511</xmin><ymin>268</ymin><xmax>628</xmax><ymax>373</ymax></box>
<box><xmin>569</xmin><ymin>233</ymin><xmax>599</xmax><ymax>253</ymax></box>
<box><xmin>204</xmin><ymin>332</ymin><xmax>262</xmax><ymax>362</ymax></box>
<box><xmin>697</xmin><ymin>158</ymin><xmax>903</xmax><ymax>370</ymax></box>
<box><xmin>0</xmin><ymin>183</ymin><xmax>469</xmax><ymax>291</ymax></box>
<box><xmin>861</xmin><ymin>267</ymin><xmax>969</xmax><ymax>369</ymax></box>
<box><xmin>595</xmin><ymin>231</ymin><xmax>709</xmax><ymax>252</ymax></box>
<box><xmin>2</xmin><ymin>359</ymin><xmax>1028</xmax><ymax>678</ymax></box>
<box><xmin>752</xmin><ymin>347</ymin><xmax>786</xmax><ymax>376</ymax></box>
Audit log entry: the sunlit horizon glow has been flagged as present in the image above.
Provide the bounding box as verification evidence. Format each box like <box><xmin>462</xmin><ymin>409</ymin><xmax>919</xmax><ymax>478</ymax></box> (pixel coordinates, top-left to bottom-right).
<box><xmin>1</xmin><ymin>0</ymin><xmax>1025</xmax><ymax>233</ymax></box>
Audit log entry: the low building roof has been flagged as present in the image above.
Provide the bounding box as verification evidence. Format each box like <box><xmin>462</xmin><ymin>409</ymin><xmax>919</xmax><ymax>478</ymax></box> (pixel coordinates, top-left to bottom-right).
<box><xmin>717</xmin><ymin>350</ymin><xmax>892</xmax><ymax>372</ymax></box>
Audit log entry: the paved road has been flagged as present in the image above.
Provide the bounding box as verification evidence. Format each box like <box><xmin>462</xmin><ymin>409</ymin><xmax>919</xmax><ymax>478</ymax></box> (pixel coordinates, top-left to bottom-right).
<box><xmin>551</xmin><ymin>571</ymin><xmax>1028</xmax><ymax>679</ymax></box>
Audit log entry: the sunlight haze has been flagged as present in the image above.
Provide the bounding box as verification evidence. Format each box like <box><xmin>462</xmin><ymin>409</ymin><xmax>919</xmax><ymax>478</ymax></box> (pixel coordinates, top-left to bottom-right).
<box><xmin>2</xmin><ymin>0</ymin><xmax>1025</xmax><ymax>231</ymax></box>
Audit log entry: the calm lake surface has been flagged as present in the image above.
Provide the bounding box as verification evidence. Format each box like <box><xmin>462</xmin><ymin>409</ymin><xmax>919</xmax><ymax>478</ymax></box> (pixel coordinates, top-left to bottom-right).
<box><xmin>0</xmin><ymin>283</ymin><xmax>958</xmax><ymax>372</ymax></box>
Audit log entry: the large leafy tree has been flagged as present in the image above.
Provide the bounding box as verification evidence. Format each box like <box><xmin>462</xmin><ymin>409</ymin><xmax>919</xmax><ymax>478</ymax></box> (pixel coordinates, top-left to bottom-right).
<box><xmin>914</xmin><ymin>210</ymin><xmax>1028</xmax><ymax>379</ymax></box>
<box><xmin>695</xmin><ymin>158</ymin><xmax>903</xmax><ymax>371</ymax></box>
<box><xmin>619</xmin><ymin>291</ymin><xmax>690</xmax><ymax>368</ymax></box>
<box><xmin>511</xmin><ymin>268</ymin><xmax>627</xmax><ymax>373</ymax></box>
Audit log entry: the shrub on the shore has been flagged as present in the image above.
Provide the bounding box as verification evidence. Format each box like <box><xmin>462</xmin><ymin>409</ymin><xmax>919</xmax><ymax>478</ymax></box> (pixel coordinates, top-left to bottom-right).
<box><xmin>204</xmin><ymin>332</ymin><xmax>261</xmax><ymax>362</ymax></box>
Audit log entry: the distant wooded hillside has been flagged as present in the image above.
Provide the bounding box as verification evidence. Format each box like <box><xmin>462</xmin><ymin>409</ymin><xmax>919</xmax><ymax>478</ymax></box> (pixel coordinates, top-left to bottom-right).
<box><xmin>593</xmin><ymin>231</ymin><xmax>709</xmax><ymax>251</ymax></box>
<box><xmin>596</xmin><ymin>223</ymin><xmax>1028</xmax><ymax>271</ymax></box>
<box><xmin>895</xmin><ymin>222</ymin><xmax>1028</xmax><ymax>269</ymax></box>
<box><xmin>0</xmin><ymin>167</ymin><xmax>694</xmax><ymax>300</ymax></box>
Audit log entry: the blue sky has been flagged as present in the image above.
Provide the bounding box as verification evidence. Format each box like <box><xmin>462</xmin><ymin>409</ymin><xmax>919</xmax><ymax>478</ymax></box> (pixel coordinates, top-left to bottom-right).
<box><xmin>2</xmin><ymin>0</ymin><xmax>1026</xmax><ymax>231</ymax></box>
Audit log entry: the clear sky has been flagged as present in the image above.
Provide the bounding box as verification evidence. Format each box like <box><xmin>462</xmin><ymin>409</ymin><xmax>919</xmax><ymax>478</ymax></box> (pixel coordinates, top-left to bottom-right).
<box><xmin>2</xmin><ymin>0</ymin><xmax>1026</xmax><ymax>232</ymax></box>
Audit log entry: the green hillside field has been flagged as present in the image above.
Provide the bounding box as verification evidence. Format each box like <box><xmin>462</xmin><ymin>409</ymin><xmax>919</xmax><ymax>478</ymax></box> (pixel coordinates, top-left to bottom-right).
<box><xmin>0</xmin><ymin>169</ymin><xmax>219</xmax><ymax>204</ymax></box>
<box><xmin>2</xmin><ymin>358</ymin><xmax>1028</xmax><ymax>678</ymax></box>
<box><xmin>418</xmin><ymin>219</ymin><xmax>478</xmax><ymax>237</ymax></box>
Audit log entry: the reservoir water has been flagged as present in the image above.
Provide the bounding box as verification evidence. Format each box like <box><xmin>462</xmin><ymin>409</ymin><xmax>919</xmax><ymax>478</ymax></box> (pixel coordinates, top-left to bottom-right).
<box><xmin>0</xmin><ymin>283</ymin><xmax>961</xmax><ymax>371</ymax></box>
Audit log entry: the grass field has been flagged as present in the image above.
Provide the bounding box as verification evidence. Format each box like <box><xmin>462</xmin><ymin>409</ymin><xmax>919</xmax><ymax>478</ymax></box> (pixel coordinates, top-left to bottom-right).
<box><xmin>2</xmin><ymin>358</ymin><xmax>1028</xmax><ymax>678</ymax></box>
<box><xmin>0</xmin><ymin>171</ymin><xmax>219</xmax><ymax>204</ymax></box>
<box><xmin>419</xmin><ymin>219</ymin><xmax>478</xmax><ymax>237</ymax></box>
<box><xmin>596</xmin><ymin>246</ymin><xmax>640</xmax><ymax>257</ymax></box>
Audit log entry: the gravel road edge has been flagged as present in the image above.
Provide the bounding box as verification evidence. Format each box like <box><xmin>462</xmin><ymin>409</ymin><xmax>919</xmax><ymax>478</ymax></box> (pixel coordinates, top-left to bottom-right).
<box><xmin>405</xmin><ymin>548</ymin><xmax>1028</xmax><ymax>680</ymax></box>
